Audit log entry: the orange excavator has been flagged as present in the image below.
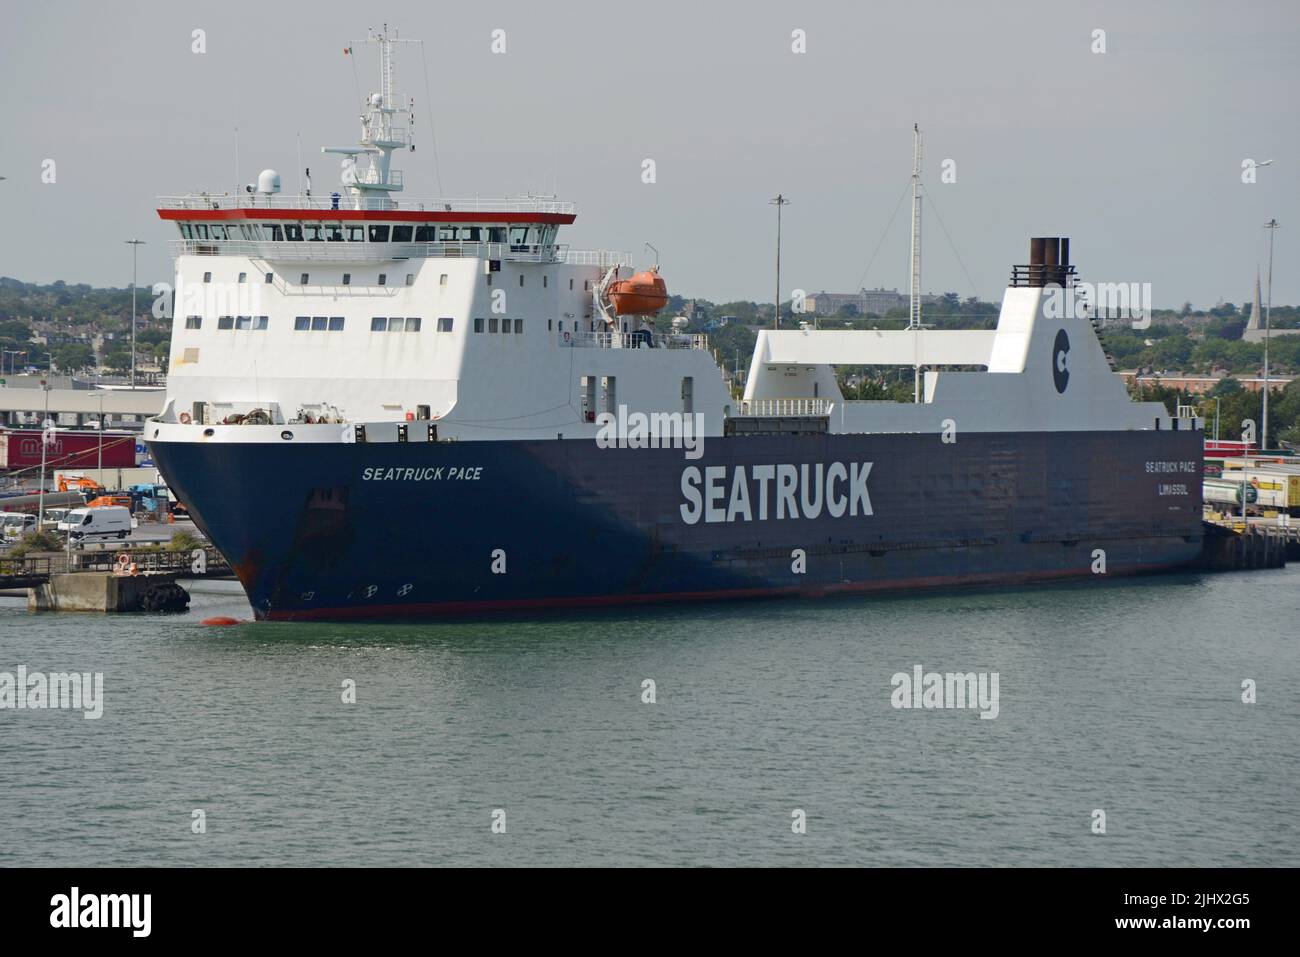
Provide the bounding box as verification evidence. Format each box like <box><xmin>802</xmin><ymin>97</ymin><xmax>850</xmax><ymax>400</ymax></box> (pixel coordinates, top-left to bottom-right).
<box><xmin>58</xmin><ymin>474</ymin><xmax>106</xmax><ymax>496</ymax></box>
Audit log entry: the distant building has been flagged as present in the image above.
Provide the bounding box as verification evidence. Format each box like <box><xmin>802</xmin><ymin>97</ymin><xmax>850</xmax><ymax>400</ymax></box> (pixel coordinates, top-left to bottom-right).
<box><xmin>1117</xmin><ymin>371</ymin><xmax>1294</xmax><ymax>395</ymax></box>
<box><xmin>1242</xmin><ymin>270</ymin><xmax>1300</xmax><ymax>343</ymax></box>
<box><xmin>805</xmin><ymin>287</ymin><xmax>941</xmax><ymax>317</ymax></box>
<box><xmin>680</xmin><ymin>299</ymin><xmax>705</xmax><ymax>321</ymax></box>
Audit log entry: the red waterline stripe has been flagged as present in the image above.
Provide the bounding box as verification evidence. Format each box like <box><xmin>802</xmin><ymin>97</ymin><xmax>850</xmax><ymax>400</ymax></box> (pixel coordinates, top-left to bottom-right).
<box><xmin>260</xmin><ymin>560</ymin><xmax>1193</xmax><ymax>622</ymax></box>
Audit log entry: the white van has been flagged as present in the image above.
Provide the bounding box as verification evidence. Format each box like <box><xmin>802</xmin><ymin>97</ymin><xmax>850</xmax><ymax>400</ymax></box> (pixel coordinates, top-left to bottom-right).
<box><xmin>64</xmin><ymin>506</ymin><xmax>133</xmax><ymax>546</ymax></box>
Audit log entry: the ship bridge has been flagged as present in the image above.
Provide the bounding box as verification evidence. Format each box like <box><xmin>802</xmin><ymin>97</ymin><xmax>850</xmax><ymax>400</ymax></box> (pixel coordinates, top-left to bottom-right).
<box><xmin>158</xmin><ymin>194</ymin><xmax>592</xmax><ymax>265</ymax></box>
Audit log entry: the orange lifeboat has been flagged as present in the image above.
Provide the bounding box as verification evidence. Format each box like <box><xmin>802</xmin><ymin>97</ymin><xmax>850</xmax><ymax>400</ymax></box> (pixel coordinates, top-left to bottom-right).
<box><xmin>607</xmin><ymin>265</ymin><xmax>669</xmax><ymax>316</ymax></box>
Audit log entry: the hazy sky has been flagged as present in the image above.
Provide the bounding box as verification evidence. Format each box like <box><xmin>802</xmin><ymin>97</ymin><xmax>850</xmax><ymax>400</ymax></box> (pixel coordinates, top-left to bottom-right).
<box><xmin>1</xmin><ymin>0</ymin><xmax>1296</xmax><ymax>308</ymax></box>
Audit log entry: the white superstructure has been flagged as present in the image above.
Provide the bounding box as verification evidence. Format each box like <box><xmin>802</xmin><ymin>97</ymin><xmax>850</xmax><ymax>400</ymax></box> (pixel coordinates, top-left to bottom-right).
<box><xmin>149</xmin><ymin>31</ymin><xmax>1194</xmax><ymax>453</ymax></box>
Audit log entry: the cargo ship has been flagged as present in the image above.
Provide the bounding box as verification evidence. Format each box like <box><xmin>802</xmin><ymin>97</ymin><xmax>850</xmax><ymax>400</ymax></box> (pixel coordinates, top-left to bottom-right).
<box><xmin>146</xmin><ymin>28</ymin><xmax>1204</xmax><ymax>620</ymax></box>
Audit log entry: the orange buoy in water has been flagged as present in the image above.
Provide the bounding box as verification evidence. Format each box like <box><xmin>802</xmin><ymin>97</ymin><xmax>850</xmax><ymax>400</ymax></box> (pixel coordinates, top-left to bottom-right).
<box><xmin>202</xmin><ymin>616</ymin><xmax>242</xmax><ymax>626</ymax></box>
<box><xmin>608</xmin><ymin>265</ymin><xmax>669</xmax><ymax>316</ymax></box>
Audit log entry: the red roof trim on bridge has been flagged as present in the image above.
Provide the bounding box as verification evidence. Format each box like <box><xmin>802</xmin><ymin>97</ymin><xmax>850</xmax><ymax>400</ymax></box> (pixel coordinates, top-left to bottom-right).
<box><xmin>157</xmin><ymin>209</ymin><xmax>576</xmax><ymax>225</ymax></box>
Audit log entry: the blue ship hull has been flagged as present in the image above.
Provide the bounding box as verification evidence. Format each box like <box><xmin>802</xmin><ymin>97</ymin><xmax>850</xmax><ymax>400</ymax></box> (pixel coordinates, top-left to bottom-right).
<box><xmin>148</xmin><ymin>430</ymin><xmax>1204</xmax><ymax>620</ymax></box>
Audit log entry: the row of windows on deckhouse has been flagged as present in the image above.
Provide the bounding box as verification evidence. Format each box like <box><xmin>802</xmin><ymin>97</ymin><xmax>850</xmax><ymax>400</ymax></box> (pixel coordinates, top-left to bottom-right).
<box><xmin>177</xmin><ymin>222</ymin><xmax>558</xmax><ymax>245</ymax></box>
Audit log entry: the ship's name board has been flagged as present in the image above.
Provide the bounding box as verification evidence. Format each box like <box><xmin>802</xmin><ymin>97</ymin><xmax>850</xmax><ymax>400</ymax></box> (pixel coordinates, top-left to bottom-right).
<box><xmin>361</xmin><ymin>466</ymin><xmax>483</xmax><ymax>481</ymax></box>
<box><xmin>1145</xmin><ymin>461</ymin><xmax>1198</xmax><ymax>474</ymax></box>
<box><xmin>680</xmin><ymin>462</ymin><xmax>872</xmax><ymax>524</ymax></box>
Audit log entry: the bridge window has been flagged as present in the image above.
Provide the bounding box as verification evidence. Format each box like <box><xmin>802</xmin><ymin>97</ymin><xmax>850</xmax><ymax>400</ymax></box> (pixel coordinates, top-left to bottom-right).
<box><xmin>311</xmin><ymin>316</ymin><xmax>327</xmax><ymax>331</ymax></box>
<box><xmin>407</xmin><ymin>318</ymin><xmax>423</xmax><ymax>332</ymax></box>
<box><xmin>509</xmin><ymin>226</ymin><xmax>528</xmax><ymax>246</ymax></box>
<box><xmin>488</xmin><ymin>227</ymin><xmax>507</xmax><ymax>243</ymax></box>
<box><xmin>195</xmin><ymin>225</ymin><xmax>210</xmax><ymax>240</ymax></box>
<box><xmin>462</xmin><ymin>226</ymin><xmax>482</xmax><ymax>242</ymax></box>
<box><xmin>346</xmin><ymin>225</ymin><xmax>365</xmax><ymax>242</ymax></box>
<box><xmin>185</xmin><ymin>316</ymin><xmax>202</xmax><ymax>329</ymax></box>
<box><xmin>325</xmin><ymin>224</ymin><xmax>345</xmax><ymax>242</ymax></box>
<box><xmin>371</xmin><ymin>317</ymin><xmax>387</xmax><ymax>332</ymax></box>
<box><xmin>474</xmin><ymin>317</ymin><xmax>484</xmax><ymax>333</ymax></box>
<box><xmin>439</xmin><ymin>225</ymin><xmax>457</xmax><ymax>241</ymax></box>
<box><xmin>436</xmin><ymin>317</ymin><xmax>453</xmax><ymax>332</ymax></box>
<box><xmin>414</xmin><ymin>225</ymin><xmax>435</xmax><ymax>242</ymax></box>
<box><xmin>217</xmin><ymin>316</ymin><xmax>233</xmax><ymax>330</ymax></box>
<box><xmin>392</xmin><ymin>225</ymin><xmax>413</xmax><ymax>242</ymax></box>
<box><xmin>265</xmin><ymin>224</ymin><xmax>284</xmax><ymax>241</ymax></box>
<box><xmin>368</xmin><ymin>225</ymin><xmax>390</xmax><ymax>243</ymax></box>
<box><xmin>304</xmin><ymin>223</ymin><xmax>324</xmax><ymax>242</ymax></box>
<box><xmin>328</xmin><ymin>317</ymin><xmax>345</xmax><ymax>331</ymax></box>
<box><xmin>285</xmin><ymin>223</ymin><xmax>304</xmax><ymax>242</ymax></box>
<box><xmin>295</xmin><ymin>317</ymin><xmax>310</xmax><ymax>331</ymax></box>
<box><xmin>179</xmin><ymin>224</ymin><xmax>194</xmax><ymax>239</ymax></box>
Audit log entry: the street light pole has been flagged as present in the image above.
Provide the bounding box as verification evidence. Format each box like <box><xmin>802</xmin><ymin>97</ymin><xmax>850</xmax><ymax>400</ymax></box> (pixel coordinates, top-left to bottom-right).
<box><xmin>97</xmin><ymin>392</ymin><xmax>105</xmax><ymax>478</ymax></box>
<box><xmin>126</xmin><ymin>239</ymin><xmax>146</xmax><ymax>389</ymax></box>
<box><xmin>770</xmin><ymin>194</ymin><xmax>790</xmax><ymax>330</ymax></box>
<box><xmin>38</xmin><ymin>382</ymin><xmax>50</xmax><ymax>529</ymax></box>
<box><xmin>1262</xmin><ymin>218</ymin><xmax>1280</xmax><ymax>451</ymax></box>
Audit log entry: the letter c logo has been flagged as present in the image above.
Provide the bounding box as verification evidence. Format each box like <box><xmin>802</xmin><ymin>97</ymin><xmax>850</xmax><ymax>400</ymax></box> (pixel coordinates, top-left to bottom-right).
<box><xmin>1052</xmin><ymin>329</ymin><xmax>1070</xmax><ymax>393</ymax></box>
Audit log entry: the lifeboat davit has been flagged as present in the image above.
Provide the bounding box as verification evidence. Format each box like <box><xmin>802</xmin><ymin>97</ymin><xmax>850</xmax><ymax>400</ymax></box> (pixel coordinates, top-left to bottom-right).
<box><xmin>608</xmin><ymin>265</ymin><xmax>669</xmax><ymax>316</ymax></box>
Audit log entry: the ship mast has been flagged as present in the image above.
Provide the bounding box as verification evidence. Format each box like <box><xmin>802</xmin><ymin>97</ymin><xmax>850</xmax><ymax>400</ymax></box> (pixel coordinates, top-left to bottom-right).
<box><xmin>909</xmin><ymin>123</ymin><xmax>923</xmax><ymax>402</ymax></box>
<box><xmin>322</xmin><ymin>24</ymin><xmax>416</xmax><ymax>209</ymax></box>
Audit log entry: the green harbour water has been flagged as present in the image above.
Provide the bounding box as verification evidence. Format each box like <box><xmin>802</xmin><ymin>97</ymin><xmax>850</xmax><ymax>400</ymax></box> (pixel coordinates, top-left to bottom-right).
<box><xmin>1</xmin><ymin>566</ymin><xmax>1297</xmax><ymax>867</ymax></box>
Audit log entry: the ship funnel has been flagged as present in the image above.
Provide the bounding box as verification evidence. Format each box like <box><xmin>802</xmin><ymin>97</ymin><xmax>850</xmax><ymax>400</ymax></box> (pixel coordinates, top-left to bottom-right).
<box><xmin>1015</xmin><ymin>236</ymin><xmax>1073</xmax><ymax>287</ymax></box>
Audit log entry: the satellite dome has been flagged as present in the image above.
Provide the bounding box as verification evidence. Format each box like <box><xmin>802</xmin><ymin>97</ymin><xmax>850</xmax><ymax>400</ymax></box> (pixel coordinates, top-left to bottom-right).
<box><xmin>256</xmin><ymin>169</ymin><xmax>282</xmax><ymax>194</ymax></box>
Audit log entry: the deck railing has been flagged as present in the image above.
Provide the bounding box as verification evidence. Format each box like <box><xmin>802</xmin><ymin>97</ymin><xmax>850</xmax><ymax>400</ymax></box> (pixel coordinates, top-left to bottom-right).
<box><xmin>736</xmin><ymin>398</ymin><xmax>833</xmax><ymax>417</ymax></box>
<box><xmin>169</xmin><ymin>239</ymin><xmax>571</xmax><ymax>264</ymax></box>
<box><xmin>158</xmin><ymin>194</ymin><xmax>577</xmax><ymax>215</ymax></box>
<box><xmin>560</xmin><ymin>331</ymin><xmax>709</xmax><ymax>351</ymax></box>
<box><xmin>168</xmin><ymin>240</ymin><xmax>638</xmax><ymax>268</ymax></box>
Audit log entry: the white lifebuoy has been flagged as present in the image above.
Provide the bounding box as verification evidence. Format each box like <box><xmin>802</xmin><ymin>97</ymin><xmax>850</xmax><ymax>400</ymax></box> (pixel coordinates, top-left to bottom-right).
<box><xmin>179</xmin><ymin>412</ymin><xmax>192</xmax><ymax>424</ymax></box>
